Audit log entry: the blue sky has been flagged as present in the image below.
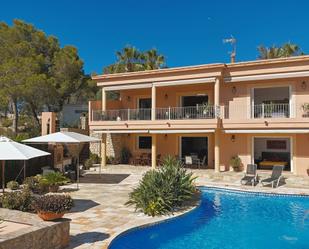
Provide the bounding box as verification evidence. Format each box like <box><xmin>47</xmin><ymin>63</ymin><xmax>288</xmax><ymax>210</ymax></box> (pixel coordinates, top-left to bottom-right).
<box><xmin>2</xmin><ymin>0</ymin><xmax>309</xmax><ymax>74</ymax></box>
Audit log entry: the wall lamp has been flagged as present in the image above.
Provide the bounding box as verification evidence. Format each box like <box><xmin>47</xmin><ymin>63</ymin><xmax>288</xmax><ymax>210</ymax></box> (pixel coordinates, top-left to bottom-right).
<box><xmin>231</xmin><ymin>135</ymin><xmax>236</xmax><ymax>142</ymax></box>
<box><xmin>127</xmin><ymin>96</ymin><xmax>131</xmax><ymax>102</ymax></box>
<box><xmin>164</xmin><ymin>94</ymin><xmax>168</xmax><ymax>99</ymax></box>
<box><xmin>301</xmin><ymin>81</ymin><xmax>307</xmax><ymax>90</ymax></box>
<box><xmin>232</xmin><ymin>86</ymin><xmax>237</xmax><ymax>94</ymax></box>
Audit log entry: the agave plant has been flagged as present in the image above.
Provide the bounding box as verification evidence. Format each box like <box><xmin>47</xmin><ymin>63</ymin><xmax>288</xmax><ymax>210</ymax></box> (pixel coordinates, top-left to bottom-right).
<box><xmin>126</xmin><ymin>156</ymin><xmax>197</xmax><ymax>216</ymax></box>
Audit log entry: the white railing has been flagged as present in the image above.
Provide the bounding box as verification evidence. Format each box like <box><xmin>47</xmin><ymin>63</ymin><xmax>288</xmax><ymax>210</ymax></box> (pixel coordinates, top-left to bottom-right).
<box><xmin>92</xmin><ymin>108</ymin><xmax>151</xmax><ymax>121</ymax></box>
<box><xmin>156</xmin><ymin>106</ymin><xmax>216</xmax><ymax>120</ymax></box>
<box><xmin>92</xmin><ymin>105</ymin><xmax>216</xmax><ymax>121</ymax></box>
<box><xmin>252</xmin><ymin>103</ymin><xmax>290</xmax><ymax>118</ymax></box>
<box><xmin>223</xmin><ymin>103</ymin><xmax>291</xmax><ymax>119</ymax></box>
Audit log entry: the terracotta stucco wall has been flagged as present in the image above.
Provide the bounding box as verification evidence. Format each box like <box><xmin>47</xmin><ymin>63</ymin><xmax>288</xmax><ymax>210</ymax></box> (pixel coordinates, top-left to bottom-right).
<box><xmin>117</xmin><ymin>83</ymin><xmax>214</xmax><ymax>109</ymax></box>
<box><xmin>294</xmin><ymin>134</ymin><xmax>309</xmax><ymax>175</ymax></box>
<box><xmin>221</xmin><ymin>78</ymin><xmax>309</xmax><ymax>120</ymax></box>
<box><xmin>220</xmin><ymin>133</ymin><xmax>309</xmax><ymax>176</ymax></box>
<box><xmin>121</xmin><ymin>133</ymin><xmax>214</xmax><ymax>168</ymax></box>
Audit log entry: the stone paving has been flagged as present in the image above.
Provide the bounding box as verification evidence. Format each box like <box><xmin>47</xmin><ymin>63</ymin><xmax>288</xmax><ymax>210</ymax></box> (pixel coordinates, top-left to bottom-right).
<box><xmin>65</xmin><ymin>165</ymin><xmax>309</xmax><ymax>249</ymax></box>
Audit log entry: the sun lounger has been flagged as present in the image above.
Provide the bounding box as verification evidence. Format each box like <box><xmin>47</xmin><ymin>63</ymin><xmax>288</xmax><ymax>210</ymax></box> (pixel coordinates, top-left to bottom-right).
<box><xmin>261</xmin><ymin>165</ymin><xmax>284</xmax><ymax>188</ymax></box>
<box><xmin>241</xmin><ymin>164</ymin><xmax>258</xmax><ymax>186</ymax></box>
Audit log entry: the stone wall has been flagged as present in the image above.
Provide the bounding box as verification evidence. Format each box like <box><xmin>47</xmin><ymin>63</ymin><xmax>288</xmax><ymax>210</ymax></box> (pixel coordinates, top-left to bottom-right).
<box><xmin>89</xmin><ymin>131</ymin><xmax>123</xmax><ymax>161</ymax></box>
<box><xmin>0</xmin><ymin>208</ymin><xmax>70</xmax><ymax>249</ymax></box>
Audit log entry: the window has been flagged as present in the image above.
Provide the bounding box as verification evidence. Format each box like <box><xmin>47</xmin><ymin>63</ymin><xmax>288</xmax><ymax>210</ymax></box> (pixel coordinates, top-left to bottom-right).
<box><xmin>138</xmin><ymin>136</ymin><xmax>152</xmax><ymax>149</ymax></box>
<box><xmin>182</xmin><ymin>95</ymin><xmax>208</xmax><ymax>107</ymax></box>
<box><xmin>138</xmin><ymin>98</ymin><xmax>151</xmax><ymax>109</ymax></box>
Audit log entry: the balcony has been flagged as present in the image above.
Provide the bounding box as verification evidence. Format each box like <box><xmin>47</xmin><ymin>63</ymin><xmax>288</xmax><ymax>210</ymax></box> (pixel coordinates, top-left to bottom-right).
<box><xmin>223</xmin><ymin>103</ymin><xmax>292</xmax><ymax>119</ymax></box>
<box><xmin>92</xmin><ymin>105</ymin><xmax>217</xmax><ymax>122</ymax></box>
<box><xmin>252</xmin><ymin>103</ymin><xmax>290</xmax><ymax>118</ymax></box>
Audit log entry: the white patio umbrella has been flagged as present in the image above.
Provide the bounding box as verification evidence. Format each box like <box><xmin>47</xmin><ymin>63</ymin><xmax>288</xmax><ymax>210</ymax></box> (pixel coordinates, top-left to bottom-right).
<box><xmin>23</xmin><ymin>132</ymin><xmax>101</xmax><ymax>188</ymax></box>
<box><xmin>0</xmin><ymin>136</ymin><xmax>50</xmax><ymax>193</ymax></box>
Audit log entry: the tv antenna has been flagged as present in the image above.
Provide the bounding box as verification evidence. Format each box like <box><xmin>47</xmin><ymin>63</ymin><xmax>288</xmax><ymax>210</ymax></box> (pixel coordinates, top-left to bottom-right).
<box><xmin>223</xmin><ymin>36</ymin><xmax>237</xmax><ymax>63</ymax></box>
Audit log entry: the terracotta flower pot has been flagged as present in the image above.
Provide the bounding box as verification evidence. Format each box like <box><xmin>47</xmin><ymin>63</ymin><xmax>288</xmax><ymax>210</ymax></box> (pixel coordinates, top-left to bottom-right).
<box><xmin>37</xmin><ymin>211</ymin><xmax>65</xmax><ymax>221</ymax></box>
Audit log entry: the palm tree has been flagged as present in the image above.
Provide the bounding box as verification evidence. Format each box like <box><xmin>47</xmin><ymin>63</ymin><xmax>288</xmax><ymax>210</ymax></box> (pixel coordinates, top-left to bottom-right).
<box><xmin>115</xmin><ymin>46</ymin><xmax>144</xmax><ymax>72</ymax></box>
<box><xmin>143</xmin><ymin>49</ymin><xmax>166</xmax><ymax>70</ymax></box>
<box><xmin>103</xmin><ymin>46</ymin><xmax>167</xmax><ymax>74</ymax></box>
<box><xmin>257</xmin><ymin>42</ymin><xmax>303</xmax><ymax>59</ymax></box>
<box><xmin>280</xmin><ymin>43</ymin><xmax>302</xmax><ymax>57</ymax></box>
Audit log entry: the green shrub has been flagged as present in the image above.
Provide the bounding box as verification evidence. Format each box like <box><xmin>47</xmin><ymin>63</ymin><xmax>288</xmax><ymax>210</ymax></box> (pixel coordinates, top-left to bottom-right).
<box><xmin>120</xmin><ymin>147</ymin><xmax>132</xmax><ymax>164</ymax></box>
<box><xmin>84</xmin><ymin>159</ymin><xmax>93</xmax><ymax>170</ymax></box>
<box><xmin>23</xmin><ymin>176</ymin><xmax>39</xmax><ymax>192</ymax></box>
<box><xmin>33</xmin><ymin>194</ymin><xmax>73</xmax><ymax>214</ymax></box>
<box><xmin>126</xmin><ymin>156</ymin><xmax>197</xmax><ymax>216</ymax></box>
<box><xmin>23</xmin><ymin>175</ymin><xmax>50</xmax><ymax>194</ymax></box>
<box><xmin>43</xmin><ymin>172</ymin><xmax>69</xmax><ymax>187</ymax></box>
<box><xmin>89</xmin><ymin>153</ymin><xmax>101</xmax><ymax>164</ymax></box>
<box><xmin>1</xmin><ymin>117</ymin><xmax>12</xmax><ymax>127</ymax></box>
<box><xmin>107</xmin><ymin>156</ymin><xmax>116</xmax><ymax>164</ymax></box>
<box><xmin>1</xmin><ymin>188</ymin><xmax>34</xmax><ymax>212</ymax></box>
<box><xmin>6</xmin><ymin>180</ymin><xmax>19</xmax><ymax>190</ymax></box>
<box><xmin>13</xmin><ymin>133</ymin><xmax>30</xmax><ymax>142</ymax></box>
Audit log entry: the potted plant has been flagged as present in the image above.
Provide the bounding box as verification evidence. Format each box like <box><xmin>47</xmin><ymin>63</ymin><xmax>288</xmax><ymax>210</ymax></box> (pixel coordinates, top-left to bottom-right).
<box><xmin>6</xmin><ymin>180</ymin><xmax>19</xmax><ymax>190</ymax></box>
<box><xmin>120</xmin><ymin>147</ymin><xmax>132</xmax><ymax>164</ymax></box>
<box><xmin>43</xmin><ymin>172</ymin><xmax>69</xmax><ymax>192</ymax></box>
<box><xmin>33</xmin><ymin>194</ymin><xmax>73</xmax><ymax>221</ymax></box>
<box><xmin>229</xmin><ymin>155</ymin><xmax>242</xmax><ymax>172</ymax></box>
<box><xmin>302</xmin><ymin>103</ymin><xmax>309</xmax><ymax>116</ymax></box>
<box><xmin>201</xmin><ymin>102</ymin><xmax>213</xmax><ymax>117</ymax></box>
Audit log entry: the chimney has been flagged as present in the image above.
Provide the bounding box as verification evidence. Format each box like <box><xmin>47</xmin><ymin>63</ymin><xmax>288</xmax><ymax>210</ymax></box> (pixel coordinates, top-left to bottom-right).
<box><xmin>41</xmin><ymin>112</ymin><xmax>57</xmax><ymax>135</ymax></box>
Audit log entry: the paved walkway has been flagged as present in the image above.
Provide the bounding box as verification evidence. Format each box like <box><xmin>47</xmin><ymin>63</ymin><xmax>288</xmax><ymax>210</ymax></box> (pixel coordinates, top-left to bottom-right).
<box><xmin>66</xmin><ymin>166</ymin><xmax>163</xmax><ymax>249</ymax></box>
<box><xmin>65</xmin><ymin>165</ymin><xmax>309</xmax><ymax>249</ymax></box>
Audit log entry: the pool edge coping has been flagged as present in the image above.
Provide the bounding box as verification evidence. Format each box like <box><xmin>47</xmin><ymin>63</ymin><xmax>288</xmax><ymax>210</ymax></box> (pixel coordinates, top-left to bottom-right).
<box><xmin>106</xmin><ymin>184</ymin><xmax>309</xmax><ymax>248</ymax></box>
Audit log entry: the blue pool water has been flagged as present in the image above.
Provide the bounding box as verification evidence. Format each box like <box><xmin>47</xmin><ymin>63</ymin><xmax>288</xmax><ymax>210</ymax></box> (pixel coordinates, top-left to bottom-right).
<box><xmin>109</xmin><ymin>187</ymin><xmax>309</xmax><ymax>249</ymax></box>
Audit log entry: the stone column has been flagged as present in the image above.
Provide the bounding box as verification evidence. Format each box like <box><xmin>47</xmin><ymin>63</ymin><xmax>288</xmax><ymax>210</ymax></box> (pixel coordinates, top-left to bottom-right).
<box><xmin>214</xmin><ymin>77</ymin><xmax>220</xmax><ymax>109</ymax></box>
<box><xmin>214</xmin><ymin>77</ymin><xmax>221</xmax><ymax>173</ymax></box>
<box><xmin>214</xmin><ymin>129</ymin><xmax>220</xmax><ymax>173</ymax></box>
<box><xmin>102</xmin><ymin>87</ymin><xmax>106</xmax><ymax>112</ymax></box>
<box><xmin>151</xmin><ymin>85</ymin><xmax>156</xmax><ymax>120</ymax></box>
<box><xmin>101</xmin><ymin>133</ymin><xmax>107</xmax><ymax>168</ymax></box>
<box><xmin>151</xmin><ymin>134</ymin><xmax>157</xmax><ymax>169</ymax></box>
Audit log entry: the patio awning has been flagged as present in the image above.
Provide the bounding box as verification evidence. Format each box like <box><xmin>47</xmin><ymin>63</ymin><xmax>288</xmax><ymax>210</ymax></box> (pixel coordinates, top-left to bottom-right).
<box><xmin>93</xmin><ymin>130</ymin><xmax>149</xmax><ymax>134</ymax></box>
<box><xmin>224</xmin><ymin>129</ymin><xmax>309</xmax><ymax>134</ymax></box>
<box><xmin>149</xmin><ymin>129</ymin><xmax>215</xmax><ymax>134</ymax></box>
<box><xmin>93</xmin><ymin>129</ymin><xmax>215</xmax><ymax>134</ymax></box>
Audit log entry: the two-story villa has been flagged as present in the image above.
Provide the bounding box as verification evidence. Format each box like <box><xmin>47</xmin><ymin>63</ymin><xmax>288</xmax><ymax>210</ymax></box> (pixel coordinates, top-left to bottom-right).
<box><xmin>89</xmin><ymin>56</ymin><xmax>309</xmax><ymax>176</ymax></box>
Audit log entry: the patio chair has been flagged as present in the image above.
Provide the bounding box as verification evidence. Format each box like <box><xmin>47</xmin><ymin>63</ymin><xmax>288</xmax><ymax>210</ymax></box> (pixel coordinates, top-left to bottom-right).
<box><xmin>261</xmin><ymin>165</ymin><xmax>284</xmax><ymax>188</ymax></box>
<box><xmin>199</xmin><ymin>156</ymin><xmax>207</xmax><ymax>169</ymax></box>
<box><xmin>241</xmin><ymin>164</ymin><xmax>258</xmax><ymax>186</ymax></box>
<box><xmin>185</xmin><ymin>156</ymin><xmax>193</xmax><ymax>167</ymax></box>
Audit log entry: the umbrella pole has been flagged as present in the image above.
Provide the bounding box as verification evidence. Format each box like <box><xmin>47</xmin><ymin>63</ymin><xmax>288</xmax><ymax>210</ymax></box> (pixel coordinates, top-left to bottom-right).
<box><xmin>76</xmin><ymin>144</ymin><xmax>80</xmax><ymax>190</ymax></box>
<box><xmin>2</xmin><ymin>161</ymin><xmax>5</xmax><ymax>193</ymax></box>
<box><xmin>24</xmin><ymin>160</ymin><xmax>26</xmax><ymax>180</ymax></box>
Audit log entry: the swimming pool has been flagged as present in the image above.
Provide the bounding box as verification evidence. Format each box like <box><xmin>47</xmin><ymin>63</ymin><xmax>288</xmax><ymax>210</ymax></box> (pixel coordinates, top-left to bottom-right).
<box><xmin>109</xmin><ymin>187</ymin><xmax>309</xmax><ymax>249</ymax></box>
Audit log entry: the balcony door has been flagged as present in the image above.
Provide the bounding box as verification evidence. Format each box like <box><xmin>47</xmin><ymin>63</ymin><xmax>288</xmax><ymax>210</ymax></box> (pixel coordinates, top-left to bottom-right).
<box><xmin>181</xmin><ymin>95</ymin><xmax>208</xmax><ymax>107</ymax></box>
<box><xmin>137</xmin><ymin>98</ymin><xmax>151</xmax><ymax>120</ymax></box>
<box><xmin>252</xmin><ymin>86</ymin><xmax>291</xmax><ymax>118</ymax></box>
<box><xmin>181</xmin><ymin>95</ymin><xmax>210</xmax><ymax>119</ymax></box>
<box><xmin>181</xmin><ymin>136</ymin><xmax>208</xmax><ymax>166</ymax></box>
